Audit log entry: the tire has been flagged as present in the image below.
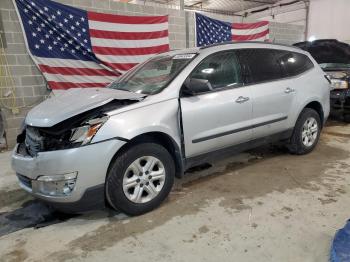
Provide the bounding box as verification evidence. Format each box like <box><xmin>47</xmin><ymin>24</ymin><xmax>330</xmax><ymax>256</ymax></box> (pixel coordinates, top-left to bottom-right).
<box><xmin>288</xmin><ymin>108</ymin><xmax>321</xmax><ymax>155</ymax></box>
<box><xmin>106</xmin><ymin>142</ymin><xmax>175</xmax><ymax>216</ymax></box>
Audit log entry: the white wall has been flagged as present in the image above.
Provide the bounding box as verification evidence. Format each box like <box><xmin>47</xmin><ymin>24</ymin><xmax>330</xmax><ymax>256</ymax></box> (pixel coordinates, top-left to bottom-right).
<box><xmin>308</xmin><ymin>0</ymin><xmax>350</xmax><ymax>43</ymax></box>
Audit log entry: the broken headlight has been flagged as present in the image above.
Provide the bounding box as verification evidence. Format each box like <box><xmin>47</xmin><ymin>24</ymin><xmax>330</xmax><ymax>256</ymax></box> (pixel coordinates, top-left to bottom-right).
<box><xmin>70</xmin><ymin>116</ymin><xmax>108</xmax><ymax>146</ymax></box>
<box><xmin>330</xmin><ymin>79</ymin><xmax>348</xmax><ymax>90</ymax></box>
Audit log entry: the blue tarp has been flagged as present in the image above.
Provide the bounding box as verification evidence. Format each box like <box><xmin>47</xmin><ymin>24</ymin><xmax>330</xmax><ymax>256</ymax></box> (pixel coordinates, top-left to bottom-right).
<box><xmin>331</xmin><ymin>220</ymin><xmax>350</xmax><ymax>262</ymax></box>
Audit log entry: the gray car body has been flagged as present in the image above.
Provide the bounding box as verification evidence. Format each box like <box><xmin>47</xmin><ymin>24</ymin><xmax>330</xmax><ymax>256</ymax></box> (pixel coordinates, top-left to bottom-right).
<box><xmin>11</xmin><ymin>42</ymin><xmax>330</xmax><ymax>207</ymax></box>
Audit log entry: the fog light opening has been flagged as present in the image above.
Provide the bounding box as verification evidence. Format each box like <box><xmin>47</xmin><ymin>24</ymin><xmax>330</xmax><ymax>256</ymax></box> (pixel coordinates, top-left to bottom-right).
<box><xmin>35</xmin><ymin>172</ymin><xmax>78</xmax><ymax>196</ymax></box>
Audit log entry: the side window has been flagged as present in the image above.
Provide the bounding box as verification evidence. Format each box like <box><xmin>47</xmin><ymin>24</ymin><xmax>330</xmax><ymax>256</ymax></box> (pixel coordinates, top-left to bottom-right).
<box><xmin>189</xmin><ymin>51</ymin><xmax>243</xmax><ymax>90</ymax></box>
<box><xmin>237</xmin><ymin>49</ymin><xmax>283</xmax><ymax>84</ymax></box>
<box><xmin>275</xmin><ymin>51</ymin><xmax>314</xmax><ymax>77</ymax></box>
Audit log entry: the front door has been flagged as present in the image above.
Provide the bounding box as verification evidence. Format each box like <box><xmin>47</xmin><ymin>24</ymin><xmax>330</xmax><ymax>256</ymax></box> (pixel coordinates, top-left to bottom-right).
<box><xmin>180</xmin><ymin>50</ymin><xmax>253</xmax><ymax>158</ymax></box>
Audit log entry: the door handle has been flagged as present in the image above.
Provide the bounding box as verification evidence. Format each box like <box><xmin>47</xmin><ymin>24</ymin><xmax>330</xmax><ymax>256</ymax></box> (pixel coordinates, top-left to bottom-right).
<box><xmin>235</xmin><ymin>96</ymin><xmax>250</xmax><ymax>103</ymax></box>
<box><xmin>284</xmin><ymin>87</ymin><xmax>295</xmax><ymax>94</ymax></box>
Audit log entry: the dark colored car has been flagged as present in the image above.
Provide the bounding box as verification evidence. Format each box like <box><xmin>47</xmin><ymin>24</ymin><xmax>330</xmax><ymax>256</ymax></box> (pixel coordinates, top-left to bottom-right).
<box><xmin>294</xmin><ymin>39</ymin><xmax>350</xmax><ymax>122</ymax></box>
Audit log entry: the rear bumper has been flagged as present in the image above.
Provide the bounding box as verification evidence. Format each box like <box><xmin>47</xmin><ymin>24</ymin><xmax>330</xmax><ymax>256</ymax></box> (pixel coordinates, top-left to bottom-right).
<box><xmin>11</xmin><ymin>139</ymin><xmax>126</xmax><ymax>212</ymax></box>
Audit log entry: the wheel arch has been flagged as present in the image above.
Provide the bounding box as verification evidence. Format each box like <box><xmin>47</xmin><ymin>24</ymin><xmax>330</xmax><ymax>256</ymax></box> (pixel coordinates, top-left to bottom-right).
<box><xmin>108</xmin><ymin>132</ymin><xmax>184</xmax><ymax>179</ymax></box>
<box><xmin>303</xmin><ymin>101</ymin><xmax>325</xmax><ymax>127</ymax></box>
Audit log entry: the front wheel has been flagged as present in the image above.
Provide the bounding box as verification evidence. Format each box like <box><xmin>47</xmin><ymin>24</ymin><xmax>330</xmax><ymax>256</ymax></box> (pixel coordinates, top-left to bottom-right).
<box><xmin>288</xmin><ymin>108</ymin><xmax>321</xmax><ymax>155</ymax></box>
<box><xmin>106</xmin><ymin>142</ymin><xmax>175</xmax><ymax>216</ymax></box>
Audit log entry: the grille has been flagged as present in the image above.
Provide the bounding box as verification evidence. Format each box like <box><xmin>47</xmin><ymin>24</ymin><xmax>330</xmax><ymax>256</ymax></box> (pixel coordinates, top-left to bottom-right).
<box><xmin>17</xmin><ymin>174</ymin><xmax>32</xmax><ymax>189</ymax></box>
<box><xmin>25</xmin><ymin>127</ymin><xmax>44</xmax><ymax>156</ymax></box>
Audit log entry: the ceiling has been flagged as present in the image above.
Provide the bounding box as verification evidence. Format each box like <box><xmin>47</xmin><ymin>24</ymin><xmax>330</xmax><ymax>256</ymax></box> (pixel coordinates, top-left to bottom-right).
<box><xmin>141</xmin><ymin>0</ymin><xmax>281</xmax><ymax>14</ymax></box>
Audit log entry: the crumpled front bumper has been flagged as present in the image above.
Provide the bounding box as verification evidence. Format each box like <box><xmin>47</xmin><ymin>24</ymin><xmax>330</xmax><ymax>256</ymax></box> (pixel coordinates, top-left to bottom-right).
<box><xmin>330</xmin><ymin>89</ymin><xmax>350</xmax><ymax>115</ymax></box>
<box><xmin>11</xmin><ymin>139</ymin><xmax>126</xmax><ymax>212</ymax></box>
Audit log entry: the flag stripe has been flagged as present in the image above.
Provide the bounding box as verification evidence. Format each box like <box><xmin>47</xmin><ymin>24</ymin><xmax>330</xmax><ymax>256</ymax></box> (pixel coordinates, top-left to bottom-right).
<box><xmin>35</xmin><ymin>57</ymin><xmax>108</xmax><ymax>69</ymax></box>
<box><xmin>38</xmin><ymin>64</ymin><xmax>120</xmax><ymax>77</ymax></box>
<box><xmin>232</xmin><ymin>21</ymin><xmax>269</xmax><ymax>30</ymax></box>
<box><xmin>92</xmin><ymin>44</ymin><xmax>169</xmax><ymax>56</ymax></box>
<box><xmin>88</xmin><ymin>12</ymin><xmax>168</xmax><ymax>24</ymax></box>
<box><xmin>89</xmin><ymin>20</ymin><xmax>169</xmax><ymax>33</ymax></box>
<box><xmin>231</xmin><ymin>24</ymin><xmax>269</xmax><ymax>36</ymax></box>
<box><xmin>94</xmin><ymin>53</ymin><xmax>155</xmax><ymax>64</ymax></box>
<box><xmin>89</xmin><ymin>29</ymin><xmax>169</xmax><ymax>40</ymax></box>
<box><xmin>232</xmin><ymin>29</ymin><xmax>269</xmax><ymax>41</ymax></box>
<box><xmin>102</xmin><ymin>61</ymin><xmax>138</xmax><ymax>72</ymax></box>
<box><xmin>90</xmin><ymin>36</ymin><xmax>169</xmax><ymax>48</ymax></box>
<box><xmin>44</xmin><ymin>73</ymin><xmax>115</xmax><ymax>83</ymax></box>
<box><xmin>48</xmin><ymin>81</ymin><xmax>109</xmax><ymax>89</ymax></box>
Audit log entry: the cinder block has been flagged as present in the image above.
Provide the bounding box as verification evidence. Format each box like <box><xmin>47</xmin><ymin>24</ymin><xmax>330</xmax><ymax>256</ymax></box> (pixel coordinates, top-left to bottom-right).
<box><xmin>92</xmin><ymin>0</ymin><xmax>110</xmax><ymax>10</ymax></box>
<box><xmin>33</xmin><ymin>85</ymin><xmax>49</xmax><ymax>96</ymax></box>
<box><xmin>56</xmin><ymin>0</ymin><xmax>74</xmax><ymax>6</ymax></box>
<box><xmin>4</xmin><ymin>32</ymin><xmax>13</xmax><ymax>44</ymax></box>
<box><xmin>73</xmin><ymin>0</ymin><xmax>93</xmax><ymax>8</ymax></box>
<box><xmin>143</xmin><ymin>5</ymin><xmax>155</xmax><ymax>15</ymax></box>
<box><xmin>0</xmin><ymin>10</ymin><xmax>10</xmax><ymax>21</ymax></box>
<box><xmin>22</xmin><ymin>86</ymin><xmax>34</xmax><ymax>97</ymax></box>
<box><xmin>9</xmin><ymin>10</ymin><xmax>19</xmax><ymax>21</ymax></box>
<box><xmin>110</xmin><ymin>1</ymin><xmax>126</xmax><ymax>13</ymax></box>
<box><xmin>4</xmin><ymin>127</ymin><xmax>19</xmax><ymax>141</ymax></box>
<box><xmin>5</xmin><ymin>116</ymin><xmax>24</xmax><ymax>129</ymax></box>
<box><xmin>16</xmin><ymin>54</ymin><xmax>33</xmax><ymax>65</ymax></box>
<box><xmin>0</xmin><ymin>0</ymin><xmax>14</xmax><ymax>10</ymax></box>
<box><xmin>4</xmin><ymin>43</ymin><xmax>27</xmax><ymax>54</ymax></box>
<box><xmin>3</xmin><ymin>21</ymin><xmax>22</xmax><ymax>33</ymax></box>
<box><xmin>3</xmin><ymin>54</ymin><xmax>16</xmax><ymax>65</ymax></box>
<box><xmin>23</xmin><ymin>96</ymin><xmax>44</xmax><ymax>107</ymax></box>
<box><xmin>11</xmin><ymin>33</ymin><xmax>25</xmax><ymax>44</ymax></box>
<box><xmin>20</xmin><ymin>75</ymin><xmax>45</xmax><ymax>86</ymax></box>
<box><xmin>10</xmin><ymin>65</ymin><xmax>31</xmax><ymax>76</ymax></box>
<box><xmin>5</xmin><ymin>138</ymin><xmax>16</xmax><ymax>148</ymax></box>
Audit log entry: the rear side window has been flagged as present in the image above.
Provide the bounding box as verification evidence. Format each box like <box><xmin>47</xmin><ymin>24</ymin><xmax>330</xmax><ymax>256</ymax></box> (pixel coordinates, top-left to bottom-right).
<box><xmin>189</xmin><ymin>51</ymin><xmax>243</xmax><ymax>90</ymax></box>
<box><xmin>275</xmin><ymin>51</ymin><xmax>314</xmax><ymax>77</ymax></box>
<box><xmin>237</xmin><ymin>48</ymin><xmax>283</xmax><ymax>84</ymax></box>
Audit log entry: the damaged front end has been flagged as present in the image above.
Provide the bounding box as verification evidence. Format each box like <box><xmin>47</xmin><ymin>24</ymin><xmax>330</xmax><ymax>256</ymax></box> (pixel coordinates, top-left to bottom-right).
<box><xmin>294</xmin><ymin>39</ymin><xmax>350</xmax><ymax>118</ymax></box>
<box><xmin>17</xmin><ymin>99</ymin><xmax>137</xmax><ymax>157</ymax></box>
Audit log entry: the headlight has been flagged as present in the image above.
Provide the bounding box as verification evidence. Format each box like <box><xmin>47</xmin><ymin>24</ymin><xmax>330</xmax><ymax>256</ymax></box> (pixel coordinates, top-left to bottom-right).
<box><xmin>330</xmin><ymin>79</ymin><xmax>348</xmax><ymax>90</ymax></box>
<box><xmin>70</xmin><ymin>116</ymin><xmax>108</xmax><ymax>145</ymax></box>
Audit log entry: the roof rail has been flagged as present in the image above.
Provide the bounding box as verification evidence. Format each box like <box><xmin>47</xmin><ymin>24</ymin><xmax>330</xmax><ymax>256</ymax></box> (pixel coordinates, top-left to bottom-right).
<box><xmin>199</xmin><ymin>41</ymin><xmax>299</xmax><ymax>50</ymax></box>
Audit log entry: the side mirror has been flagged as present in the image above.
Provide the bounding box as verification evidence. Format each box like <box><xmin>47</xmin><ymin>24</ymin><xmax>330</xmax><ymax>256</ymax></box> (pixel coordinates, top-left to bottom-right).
<box><xmin>183</xmin><ymin>78</ymin><xmax>213</xmax><ymax>95</ymax></box>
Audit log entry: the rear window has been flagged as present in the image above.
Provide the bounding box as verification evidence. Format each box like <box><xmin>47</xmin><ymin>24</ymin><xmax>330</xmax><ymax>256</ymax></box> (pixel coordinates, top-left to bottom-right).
<box><xmin>237</xmin><ymin>49</ymin><xmax>283</xmax><ymax>84</ymax></box>
<box><xmin>275</xmin><ymin>51</ymin><xmax>314</xmax><ymax>77</ymax></box>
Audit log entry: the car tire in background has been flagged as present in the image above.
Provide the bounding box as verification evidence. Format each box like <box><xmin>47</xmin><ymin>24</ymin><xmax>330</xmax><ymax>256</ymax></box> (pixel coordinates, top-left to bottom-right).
<box><xmin>288</xmin><ymin>108</ymin><xmax>321</xmax><ymax>155</ymax></box>
<box><xmin>106</xmin><ymin>142</ymin><xmax>175</xmax><ymax>216</ymax></box>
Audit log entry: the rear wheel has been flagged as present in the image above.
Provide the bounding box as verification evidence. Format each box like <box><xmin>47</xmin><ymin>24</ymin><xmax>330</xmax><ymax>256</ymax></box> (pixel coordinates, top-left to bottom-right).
<box><xmin>106</xmin><ymin>142</ymin><xmax>175</xmax><ymax>216</ymax></box>
<box><xmin>288</xmin><ymin>108</ymin><xmax>321</xmax><ymax>155</ymax></box>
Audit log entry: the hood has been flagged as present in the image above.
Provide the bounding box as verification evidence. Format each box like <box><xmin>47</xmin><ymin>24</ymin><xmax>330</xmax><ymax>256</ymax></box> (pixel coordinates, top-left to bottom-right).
<box><xmin>294</xmin><ymin>39</ymin><xmax>350</xmax><ymax>65</ymax></box>
<box><xmin>26</xmin><ymin>88</ymin><xmax>144</xmax><ymax>127</ymax></box>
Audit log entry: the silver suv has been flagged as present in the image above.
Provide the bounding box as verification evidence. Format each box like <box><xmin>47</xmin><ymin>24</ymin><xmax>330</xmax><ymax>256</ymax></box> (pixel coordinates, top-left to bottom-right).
<box><xmin>12</xmin><ymin>42</ymin><xmax>330</xmax><ymax>215</ymax></box>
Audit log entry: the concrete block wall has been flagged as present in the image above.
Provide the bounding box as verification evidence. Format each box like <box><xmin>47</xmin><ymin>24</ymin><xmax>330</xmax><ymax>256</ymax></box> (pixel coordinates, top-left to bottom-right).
<box><xmin>0</xmin><ymin>0</ymin><xmax>304</xmax><ymax>148</ymax></box>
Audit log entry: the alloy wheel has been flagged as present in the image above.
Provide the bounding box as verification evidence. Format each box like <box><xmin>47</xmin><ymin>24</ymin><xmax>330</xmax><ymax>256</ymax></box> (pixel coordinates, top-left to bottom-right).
<box><xmin>122</xmin><ymin>156</ymin><xmax>166</xmax><ymax>204</ymax></box>
<box><xmin>301</xmin><ymin>117</ymin><xmax>318</xmax><ymax>147</ymax></box>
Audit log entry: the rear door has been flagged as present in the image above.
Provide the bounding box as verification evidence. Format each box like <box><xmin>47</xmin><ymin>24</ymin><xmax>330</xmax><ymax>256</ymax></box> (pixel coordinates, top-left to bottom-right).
<box><xmin>237</xmin><ymin>48</ymin><xmax>297</xmax><ymax>139</ymax></box>
<box><xmin>180</xmin><ymin>50</ymin><xmax>253</xmax><ymax>157</ymax></box>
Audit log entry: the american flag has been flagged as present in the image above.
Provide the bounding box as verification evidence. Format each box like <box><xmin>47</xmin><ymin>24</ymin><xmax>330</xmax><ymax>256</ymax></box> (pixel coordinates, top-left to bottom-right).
<box><xmin>196</xmin><ymin>13</ymin><xmax>269</xmax><ymax>47</ymax></box>
<box><xmin>15</xmin><ymin>0</ymin><xmax>169</xmax><ymax>89</ymax></box>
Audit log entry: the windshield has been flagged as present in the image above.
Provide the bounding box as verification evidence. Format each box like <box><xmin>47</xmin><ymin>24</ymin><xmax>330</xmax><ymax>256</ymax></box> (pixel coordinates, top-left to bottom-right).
<box><xmin>320</xmin><ymin>63</ymin><xmax>350</xmax><ymax>70</ymax></box>
<box><xmin>108</xmin><ymin>54</ymin><xmax>196</xmax><ymax>95</ymax></box>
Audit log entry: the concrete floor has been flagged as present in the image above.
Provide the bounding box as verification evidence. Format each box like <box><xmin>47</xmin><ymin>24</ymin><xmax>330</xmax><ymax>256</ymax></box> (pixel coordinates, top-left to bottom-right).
<box><xmin>0</xmin><ymin>121</ymin><xmax>350</xmax><ymax>262</ymax></box>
